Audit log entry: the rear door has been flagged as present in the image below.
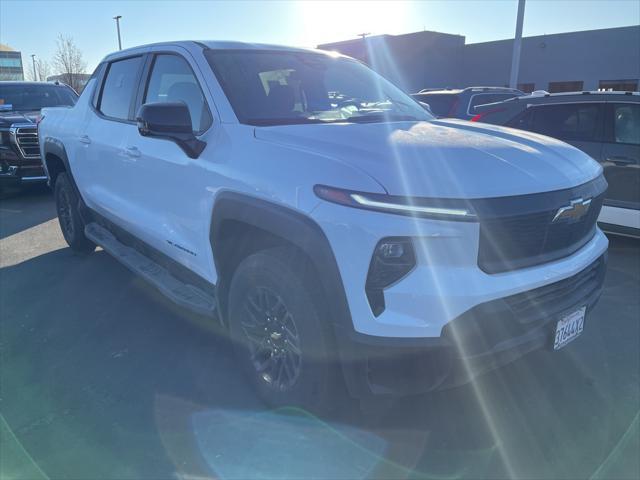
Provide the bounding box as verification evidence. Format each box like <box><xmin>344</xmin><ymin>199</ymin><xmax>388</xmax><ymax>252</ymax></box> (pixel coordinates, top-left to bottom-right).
<box><xmin>525</xmin><ymin>102</ymin><xmax>604</xmax><ymax>161</ymax></box>
<box><xmin>600</xmin><ymin>102</ymin><xmax>640</xmax><ymax>215</ymax></box>
<box><xmin>79</xmin><ymin>54</ymin><xmax>146</xmax><ymax>223</ymax></box>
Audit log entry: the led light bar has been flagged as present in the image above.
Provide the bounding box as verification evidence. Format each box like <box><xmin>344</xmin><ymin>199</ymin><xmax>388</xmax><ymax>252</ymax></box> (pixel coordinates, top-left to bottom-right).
<box><xmin>314</xmin><ymin>185</ymin><xmax>476</xmax><ymax>221</ymax></box>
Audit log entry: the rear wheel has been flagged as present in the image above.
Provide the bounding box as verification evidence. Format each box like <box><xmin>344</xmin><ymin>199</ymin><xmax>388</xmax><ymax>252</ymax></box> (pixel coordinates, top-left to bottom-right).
<box><xmin>55</xmin><ymin>172</ymin><xmax>95</xmax><ymax>254</ymax></box>
<box><xmin>228</xmin><ymin>248</ymin><xmax>342</xmax><ymax>411</ymax></box>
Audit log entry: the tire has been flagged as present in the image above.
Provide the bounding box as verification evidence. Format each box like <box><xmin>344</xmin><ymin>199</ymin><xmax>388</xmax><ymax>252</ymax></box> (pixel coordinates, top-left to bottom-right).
<box><xmin>54</xmin><ymin>172</ymin><xmax>95</xmax><ymax>254</ymax></box>
<box><xmin>228</xmin><ymin>247</ymin><xmax>343</xmax><ymax>411</ymax></box>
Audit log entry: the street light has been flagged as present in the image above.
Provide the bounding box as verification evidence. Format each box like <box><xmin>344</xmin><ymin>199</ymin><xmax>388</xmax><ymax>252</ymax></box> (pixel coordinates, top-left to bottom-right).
<box><xmin>509</xmin><ymin>0</ymin><xmax>526</xmax><ymax>89</ymax></box>
<box><xmin>30</xmin><ymin>54</ymin><xmax>38</xmax><ymax>82</ymax></box>
<box><xmin>113</xmin><ymin>15</ymin><xmax>123</xmax><ymax>50</ymax></box>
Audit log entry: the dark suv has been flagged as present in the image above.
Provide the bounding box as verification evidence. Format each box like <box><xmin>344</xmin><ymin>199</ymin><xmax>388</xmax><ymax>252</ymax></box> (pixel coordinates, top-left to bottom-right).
<box><xmin>473</xmin><ymin>91</ymin><xmax>640</xmax><ymax>237</ymax></box>
<box><xmin>0</xmin><ymin>82</ymin><xmax>78</xmax><ymax>192</ymax></box>
<box><xmin>411</xmin><ymin>86</ymin><xmax>524</xmax><ymax>119</ymax></box>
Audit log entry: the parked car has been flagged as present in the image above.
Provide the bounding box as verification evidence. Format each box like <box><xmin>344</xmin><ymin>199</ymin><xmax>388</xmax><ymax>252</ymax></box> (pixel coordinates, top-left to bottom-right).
<box><xmin>411</xmin><ymin>86</ymin><xmax>524</xmax><ymax>119</ymax></box>
<box><xmin>473</xmin><ymin>91</ymin><xmax>640</xmax><ymax>238</ymax></box>
<box><xmin>0</xmin><ymin>81</ymin><xmax>78</xmax><ymax>193</ymax></box>
<box><xmin>39</xmin><ymin>42</ymin><xmax>608</xmax><ymax>410</ymax></box>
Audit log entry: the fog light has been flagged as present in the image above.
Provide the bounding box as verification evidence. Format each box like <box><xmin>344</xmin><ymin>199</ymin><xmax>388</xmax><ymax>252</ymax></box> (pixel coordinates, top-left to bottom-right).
<box><xmin>366</xmin><ymin>238</ymin><xmax>416</xmax><ymax>316</ymax></box>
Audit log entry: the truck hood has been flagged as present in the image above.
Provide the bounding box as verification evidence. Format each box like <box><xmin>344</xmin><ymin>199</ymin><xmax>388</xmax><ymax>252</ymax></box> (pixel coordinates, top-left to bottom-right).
<box><xmin>254</xmin><ymin>119</ymin><xmax>602</xmax><ymax>198</ymax></box>
<box><xmin>0</xmin><ymin>110</ymin><xmax>39</xmax><ymax>129</ymax></box>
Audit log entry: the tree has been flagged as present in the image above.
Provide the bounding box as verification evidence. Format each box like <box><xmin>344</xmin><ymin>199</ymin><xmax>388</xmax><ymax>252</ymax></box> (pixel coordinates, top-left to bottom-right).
<box><xmin>52</xmin><ymin>34</ymin><xmax>87</xmax><ymax>92</ymax></box>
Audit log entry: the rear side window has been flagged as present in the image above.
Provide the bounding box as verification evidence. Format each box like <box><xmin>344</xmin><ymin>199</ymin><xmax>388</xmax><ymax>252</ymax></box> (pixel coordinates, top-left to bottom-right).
<box><xmin>143</xmin><ymin>54</ymin><xmax>212</xmax><ymax>133</ymax></box>
<box><xmin>530</xmin><ymin>103</ymin><xmax>600</xmax><ymax>142</ymax></box>
<box><xmin>468</xmin><ymin>93</ymin><xmax>519</xmax><ymax>112</ymax></box>
<box><xmin>612</xmin><ymin>104</ymin><xmax>640</xmax><ymax>145</ymax></box>
<box><xmin>99</xmin><ymin>56</ymin><xmax>143</xmax><ymax>120</ymax></box>
<box><xmin>412</xmin><ymin>94</ymin><xmax>458</xmax><ymax>117</ymax></box>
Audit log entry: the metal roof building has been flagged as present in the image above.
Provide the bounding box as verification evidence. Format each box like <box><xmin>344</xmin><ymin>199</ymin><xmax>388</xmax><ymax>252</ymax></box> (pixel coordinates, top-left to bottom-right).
<box><xmin>318</xmin><ymin>25</ymin><xmax>640</xmax><ymax>94</ymax></box>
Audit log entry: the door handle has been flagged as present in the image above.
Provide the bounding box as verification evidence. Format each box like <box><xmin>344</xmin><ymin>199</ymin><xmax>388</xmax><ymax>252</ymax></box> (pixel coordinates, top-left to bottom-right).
<box><xmin>607</xmin><ymin>156</ymin><xmax>635</xmax><ymax>166</ymax></box>
<box><xmin>78</xmin><ymin>135</ymin><xmax>91</xmax><ymax>145</ymax></box>
<box><xmin>124</xmin><ymin>146</ymin><xmax>141</xmax><ymax>158</ymax></box>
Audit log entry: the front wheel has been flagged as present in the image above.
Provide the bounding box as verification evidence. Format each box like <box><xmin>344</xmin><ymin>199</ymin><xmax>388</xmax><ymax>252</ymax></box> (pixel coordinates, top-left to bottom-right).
<box><xmin>228</xmin><ymin>248</ymin><xmax>343</xmax><ymax>411</ymax></box>
<box><xmin>54</xmin><ymin>172</ymin><xmax>95</xmax><ymax>254</ymax></box>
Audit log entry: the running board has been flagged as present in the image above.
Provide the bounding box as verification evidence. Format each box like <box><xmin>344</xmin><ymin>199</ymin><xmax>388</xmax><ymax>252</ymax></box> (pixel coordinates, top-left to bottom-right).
<box><xmin>85</xmin><ymin>222</ymin><xmax>216</xmax><ymax>317</ymax></box>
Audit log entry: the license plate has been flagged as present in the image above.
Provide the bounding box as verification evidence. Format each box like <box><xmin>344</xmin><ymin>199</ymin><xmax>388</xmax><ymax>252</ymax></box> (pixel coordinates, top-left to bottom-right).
<box><xmin>553</xmin><ymin>306</ymin><xmax>586</xmax><ymax>350</ymax></box>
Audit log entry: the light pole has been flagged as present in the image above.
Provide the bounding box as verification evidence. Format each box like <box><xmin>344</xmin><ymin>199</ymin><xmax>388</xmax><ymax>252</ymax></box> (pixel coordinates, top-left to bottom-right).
<box><xmin>113</xmin><ymin>15</ymin><xmax>122</xmax><ymax>50</ymax></box>
<box><xmin>31</xmin><ymin>54</ymin><xmax>38</xmax><ymax>81</ymax></box>
<box><xmin>509</xmin><ymin>0</ymin><xmax>526</xmax><ymax>89</ymax></box>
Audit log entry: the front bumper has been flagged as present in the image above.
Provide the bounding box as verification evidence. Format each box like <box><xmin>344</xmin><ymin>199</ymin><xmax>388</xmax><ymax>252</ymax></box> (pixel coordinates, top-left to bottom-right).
<box><xmin>0</xmin><ymin>149</ymin><xmax>47</xmax><ymax>187</ymax></box>
<box><xmin>336</xmin><ymin>253</ymin><xmax>607</xmax><ymax>397</ymax></box>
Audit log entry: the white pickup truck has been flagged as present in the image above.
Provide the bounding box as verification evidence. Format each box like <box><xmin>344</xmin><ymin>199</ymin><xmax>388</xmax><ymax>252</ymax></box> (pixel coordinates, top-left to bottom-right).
<box><xmin>39</xmin><ymin>41</ymin><xmax>608</xmax><ymax>410</ymax></box>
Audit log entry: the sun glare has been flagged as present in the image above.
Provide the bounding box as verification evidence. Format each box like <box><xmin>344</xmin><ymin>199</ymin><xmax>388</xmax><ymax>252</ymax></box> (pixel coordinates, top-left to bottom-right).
<box><xmin>297</xmin><ymin>1</ymin><xmax>411</xmax><ymax>47</ymax></box>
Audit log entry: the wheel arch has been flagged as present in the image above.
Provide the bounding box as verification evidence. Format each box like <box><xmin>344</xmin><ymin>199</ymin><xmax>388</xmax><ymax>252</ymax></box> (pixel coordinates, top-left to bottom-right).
<box><xmin>210</xmin><ymin>192</ymin><xmax>353</xmax><ymax>332</ymax></box>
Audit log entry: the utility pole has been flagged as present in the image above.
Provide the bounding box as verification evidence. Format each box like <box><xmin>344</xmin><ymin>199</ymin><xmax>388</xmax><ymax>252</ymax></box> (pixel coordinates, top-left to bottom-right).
<box><xmin>509</xmin><ymin>0</ymin><xmax>526</xmax><ymax>89</ymax></box>
<box><xmin>31</xmin><ymin>54</ymin><xmax>38</xmax><ymax>81</ymax></box>
<box><xmin>113</xmin><ymin>15</ymin><xmax>123</xmax><ymax>50</ymax></box>
<box><xmin>357</xmin><ymin>33</ymin><xmax>370</xmax><ymax>63</ymax></box>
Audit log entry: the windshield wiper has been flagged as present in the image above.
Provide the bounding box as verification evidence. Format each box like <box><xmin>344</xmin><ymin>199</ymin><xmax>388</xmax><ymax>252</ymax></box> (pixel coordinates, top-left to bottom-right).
<box><xmin>344</xmin><ymin>113</ymin><xmax>419</xmax><ymax>123</ymax></box>
<box><xmin>246</xmin><ymin>117</ymin><xmax>325</xmax><ymax>126</ymax></box>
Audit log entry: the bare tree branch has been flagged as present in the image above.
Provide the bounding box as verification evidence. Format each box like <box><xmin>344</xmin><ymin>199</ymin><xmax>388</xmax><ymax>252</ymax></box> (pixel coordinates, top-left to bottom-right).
<box><xmin>52</xmin><ymin>34</ymin><xmax>87</xmax><ymax>92</ymax></box>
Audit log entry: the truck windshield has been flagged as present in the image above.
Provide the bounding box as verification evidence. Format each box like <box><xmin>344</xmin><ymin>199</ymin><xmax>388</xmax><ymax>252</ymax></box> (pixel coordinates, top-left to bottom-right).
<box><xmin>205</xmin><ymin>50</ymin><xmax>432</xmax><ymax>126</ymax></box>
<box><xmin>0</xmin><ymin>84</ymin><xmax>77</xmax><ymax>112</ymax></box>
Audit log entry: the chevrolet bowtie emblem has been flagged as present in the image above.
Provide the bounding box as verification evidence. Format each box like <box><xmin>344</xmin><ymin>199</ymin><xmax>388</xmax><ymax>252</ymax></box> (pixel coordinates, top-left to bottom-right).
<box><xmin>552</xmin><ymin>198</ymin><xmax>592</xmax><ymax>223</ymax></box>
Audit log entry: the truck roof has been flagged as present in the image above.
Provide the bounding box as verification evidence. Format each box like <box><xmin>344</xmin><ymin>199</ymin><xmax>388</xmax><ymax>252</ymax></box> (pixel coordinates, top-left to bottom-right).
<box><xmin>103</xmin><ymin>40</ymin><xmax>342</xmax><ymax>62</ymax></box>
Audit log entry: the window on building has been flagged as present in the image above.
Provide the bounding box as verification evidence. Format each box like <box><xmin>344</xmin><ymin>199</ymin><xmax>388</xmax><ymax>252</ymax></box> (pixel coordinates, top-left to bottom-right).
<box><xmin>613</xmin><ymin>104</ymin><xmax>640</xmax><ymax>145</ymax></box>
<box><xmin>144</xmin><ymin>54</ymin><xmax>212</xmax><ymax>133</ymax></box>
<box><xmin>599</xmin><ymin>80</ymin><xmax>638</xmax><ymax>92</ymax></box>
<box><xmin>98</xmin><ymin>56</ymin><xmax>143</xmax><ymax>120</ymax></box>
<box><xmin>548</xmin><ymin>81</ymin><xmax>584</xmax><ymax>93</ymax></box>
<box><xmin>529</xmin><ymin>103</ymin><xmax>600</xmax><ymax>142</ymax></box>
<box><xmin>517</xmin><ymin>83</ymin><xmax>535</xmax><ymax>94</ymax></box>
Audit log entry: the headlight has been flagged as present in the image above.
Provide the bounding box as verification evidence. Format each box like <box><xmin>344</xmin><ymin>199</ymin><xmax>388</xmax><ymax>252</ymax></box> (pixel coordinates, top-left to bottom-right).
<box><xmin>314</xmin><ymin>185</ymin><xmax>476</xmax><ymax>221</ymax></box>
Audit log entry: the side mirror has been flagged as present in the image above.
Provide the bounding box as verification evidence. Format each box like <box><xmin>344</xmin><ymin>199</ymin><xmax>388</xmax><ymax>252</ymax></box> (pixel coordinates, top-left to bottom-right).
<box><xmin>136</xmin><ymin>102</ymin><xmax>206</xmax><ymax>159</ymax></box>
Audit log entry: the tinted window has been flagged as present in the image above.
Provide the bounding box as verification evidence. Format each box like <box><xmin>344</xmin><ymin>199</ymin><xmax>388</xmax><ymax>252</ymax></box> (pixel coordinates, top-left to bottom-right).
<box><xmin>99</xmin><ymin>56</ymin><xmax>142</xmax><ymax>120</ymax></box>
<box><xmin>412</xmin><ymin>93</ymin><xmax>458</xmax><ymax>117</ymax></box>
<box><xmin>530</xmin><ymin>104</ymin><xmax>600</xmax><ymax>141</ymax></box>
<box><xmin>468</xmin><ymin>93</ymin><xmax>520</xmax><ymax>112</ymax></box>
<box><xmin>613</xmin><ymin>104</ymin><xmax>640</xmax><ymax>145</ymax></box>
<box><xmin>144</xmin><ymin>54</ymin><xmax>212</xmax><ymax>133</ymax></box>
<box><xmin>0</xmin><ymin>84</ymin><xmax>77</xmax><ymax>112</ymax></box>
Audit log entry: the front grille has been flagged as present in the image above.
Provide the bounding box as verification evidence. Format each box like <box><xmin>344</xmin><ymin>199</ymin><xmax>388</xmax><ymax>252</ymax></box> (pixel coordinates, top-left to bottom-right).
<box><xmin>14</xmin><ymin>126</ymin><xmax>40</xmax><ymax>159</ymax></box>
<box><xmin>476</xmin><ymin>176</ymin><xmax>607</xmax><ymax>273</ymax></box>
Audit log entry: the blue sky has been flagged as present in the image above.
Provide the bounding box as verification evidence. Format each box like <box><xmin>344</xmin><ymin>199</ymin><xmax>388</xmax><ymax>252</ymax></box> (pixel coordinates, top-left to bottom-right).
<box><xmin>1</xmin><ymin>0</ymin><xmax>639</xmax><ymax>72</ymax></box>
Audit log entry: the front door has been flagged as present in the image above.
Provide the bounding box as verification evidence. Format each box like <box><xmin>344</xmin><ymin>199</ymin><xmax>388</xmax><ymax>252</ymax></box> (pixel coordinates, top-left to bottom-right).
<box><xmin>120</xmin><ymin>51</ymin><xmax>216</xmax><ymax>281</ymax></box>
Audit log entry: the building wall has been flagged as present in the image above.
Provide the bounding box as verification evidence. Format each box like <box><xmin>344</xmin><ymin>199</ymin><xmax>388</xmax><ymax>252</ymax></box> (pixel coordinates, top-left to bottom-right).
<box><xmin>462</xmin><ymin>26</ymin><xmax>640</xmax><ymax>92</ymax></box>
<box><xmin>319</xmin><ymin>26</ymin><xmax>640</xmax><ymax>93</ymax></box>
<box><xmin>319</xmin><ymin>31</ymin><xmax>465</xmax><ymax>92</ymax></box>
<box><xmin>0</xmin><ymin>51</ymin><xmax>24</xmax><ymax>81</ymax></box>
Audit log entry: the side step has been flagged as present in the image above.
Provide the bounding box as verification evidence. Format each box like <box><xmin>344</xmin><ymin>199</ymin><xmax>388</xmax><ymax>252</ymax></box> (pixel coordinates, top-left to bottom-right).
<box><xmin>85</xmin><ymin>222</ymin><xmax>216</xmax><ymax>317</ymax></box>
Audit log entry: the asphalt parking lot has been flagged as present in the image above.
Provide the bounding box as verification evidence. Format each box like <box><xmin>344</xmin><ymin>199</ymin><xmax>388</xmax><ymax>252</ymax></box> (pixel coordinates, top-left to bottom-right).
<box><xmin>1</xmin><ymin>186</ymin><xmax>639</xmax><ymax>480</ymax></box>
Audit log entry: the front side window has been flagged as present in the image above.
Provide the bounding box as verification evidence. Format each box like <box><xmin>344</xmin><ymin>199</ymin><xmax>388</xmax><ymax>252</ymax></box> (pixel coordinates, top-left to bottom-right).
<box><xmin>206</xmin><ymin>50</ymin><xmax>432</xmax><ymax>126</ymax></box>
<box><xmin>144</xmin><ymin>54</ymin><xmax>212</xmax><ymax>133</ymax></box>
<box><xmin>99</xmin><ymin>56</ymin><xmax>143</xmax><ymax>120</ymax></box>
<box><xmin>530</xmin><ymin>103</ymin><xmax>600</xmax><ymax>142</ymax></box>
<box><xmin>613</xmin><ymin>104</ymin><xmax>640</xmax><ymax>145</ymax></box>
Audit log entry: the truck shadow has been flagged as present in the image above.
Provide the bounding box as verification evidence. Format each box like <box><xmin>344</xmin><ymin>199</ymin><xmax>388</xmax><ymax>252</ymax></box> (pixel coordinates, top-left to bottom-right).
<box><xmin>0</xmin><ymin>184</ymin><xmax>55</xmax><ymax>240</ymax></box>
<box><xmin>0</xmin><ymin>241</ymin><xmax>638</xmax><ymax>479</ymax></box>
